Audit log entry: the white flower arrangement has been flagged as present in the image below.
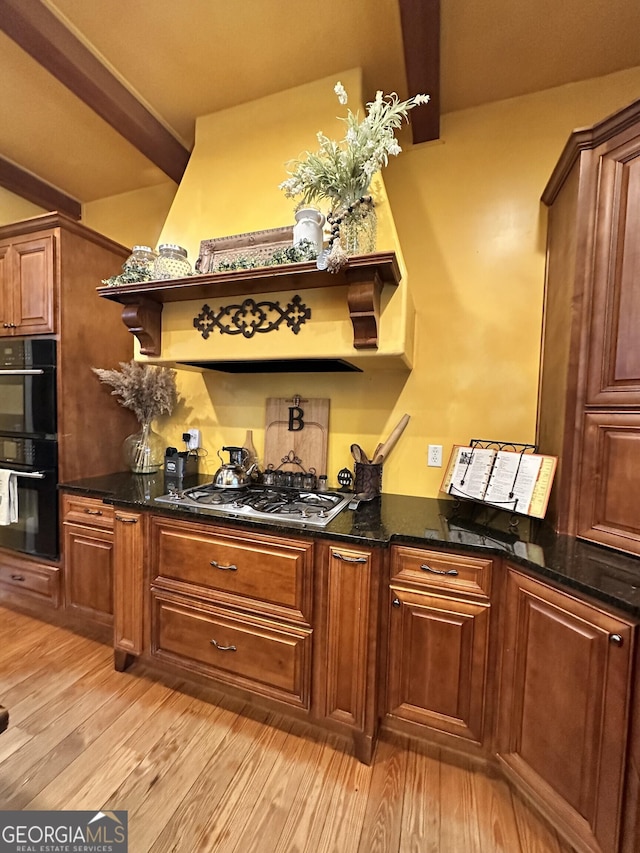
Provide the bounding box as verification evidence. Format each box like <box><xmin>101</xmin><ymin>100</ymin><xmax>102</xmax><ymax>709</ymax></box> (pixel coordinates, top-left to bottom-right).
<box><xmin>279</xmin><ymin>82</ymin><xmax>430</xmax><ymax>212</ymax></box>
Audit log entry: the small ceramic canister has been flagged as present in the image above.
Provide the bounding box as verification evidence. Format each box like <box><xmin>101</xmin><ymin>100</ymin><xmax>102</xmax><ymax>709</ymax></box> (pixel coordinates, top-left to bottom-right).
<box><xmin>293</xmin><ymin>208</ymin><xmax>325</xmax><ymax>254</ymax></box>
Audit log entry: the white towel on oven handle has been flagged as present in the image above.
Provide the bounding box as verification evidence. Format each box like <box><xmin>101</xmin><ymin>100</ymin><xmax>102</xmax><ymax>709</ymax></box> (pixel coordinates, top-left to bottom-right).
<box><xmin>0</xmin><ymin>469</ymin><xmax>18</xmax><ymax>525</ymax></box>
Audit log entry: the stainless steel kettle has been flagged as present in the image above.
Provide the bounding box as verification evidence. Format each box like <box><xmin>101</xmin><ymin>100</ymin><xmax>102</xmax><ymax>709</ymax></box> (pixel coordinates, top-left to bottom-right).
<box><xmin>212</xmin><ymin>446</ymin><xmax>257</xmax><ymax>488</ymax></box>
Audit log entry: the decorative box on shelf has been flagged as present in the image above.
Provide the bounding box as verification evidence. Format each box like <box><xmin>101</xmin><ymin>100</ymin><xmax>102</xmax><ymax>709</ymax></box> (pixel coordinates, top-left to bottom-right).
<box><xmin>195</xmin><ymin>226</ymin><xmax>295</xmax><ymax>273</ymax></box>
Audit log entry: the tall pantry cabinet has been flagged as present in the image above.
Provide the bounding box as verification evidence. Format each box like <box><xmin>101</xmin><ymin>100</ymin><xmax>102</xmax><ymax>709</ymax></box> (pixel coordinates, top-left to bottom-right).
<box><xmin>0</xmin><ymin>211</ymin><xmax>136</xmax><ymax>483</ymax></box>
<box><xmin>538</xmin><ymin>98</ymin><xmax>640</xmax><ymax>556</ymax></box>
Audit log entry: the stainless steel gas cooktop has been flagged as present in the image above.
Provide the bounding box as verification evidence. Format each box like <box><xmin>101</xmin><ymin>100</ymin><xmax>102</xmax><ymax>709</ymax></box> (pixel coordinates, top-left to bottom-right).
<box><xmin>155</xmin><ymin>483</ymin><xmax>352</xmax><ymax>527</ymax></box>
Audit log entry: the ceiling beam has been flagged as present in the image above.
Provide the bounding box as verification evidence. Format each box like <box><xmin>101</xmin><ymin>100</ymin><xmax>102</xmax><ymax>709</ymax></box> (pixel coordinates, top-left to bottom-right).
<box><xmin>0</xmin><ymin>156</ymin><xmax>81</xmax><ymax>219</ymax></box>
<box><xmin>399</xmin><ymin>0</ymin><xmax>440</xmax><ymax>143</ymax></box>
<box><xmin>0</xmin><ymin>0</ymin><xmax>191</xmax><ymax>185</ymax></box>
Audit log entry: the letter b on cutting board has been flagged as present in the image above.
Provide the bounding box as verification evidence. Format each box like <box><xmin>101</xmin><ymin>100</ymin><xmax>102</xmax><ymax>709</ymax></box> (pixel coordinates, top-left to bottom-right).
<box><xmin>264</xmin><ymin>397</ymin><xmax>329</xmax><ymax>475</ymax></box>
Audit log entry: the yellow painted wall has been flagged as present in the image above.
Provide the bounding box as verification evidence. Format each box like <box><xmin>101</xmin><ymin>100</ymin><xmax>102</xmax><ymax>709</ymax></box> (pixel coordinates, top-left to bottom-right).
<box><xmin>0</xmin><ymin>186</ymin><xmax>47</xmax><ymax>225</ymax></box>
<box><xmin>380</xmin><ymin>65</ymin><xmax>640</xmax><ymax>496</ymax></box>
<box><xmin>0</xmin><ymin>179</ymin><xmax>176</xmax><ymax>251</ymax></box>
<box><xmin>82</xmin><ymin>181</ymin><xmax>177</xmax><ymax>252</ymax></box>
<box><xmin>92</xmin><ymin>66</ymin><xmax>640</xmax><ymax>496</ymax></box>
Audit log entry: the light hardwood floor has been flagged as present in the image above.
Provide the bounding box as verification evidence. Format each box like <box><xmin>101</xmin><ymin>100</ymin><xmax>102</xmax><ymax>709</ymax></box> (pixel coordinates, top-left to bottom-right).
<box><xmin>0</xmin><ymin>604</ymin><xmax>574</xmax><ymax>852</ymax></box>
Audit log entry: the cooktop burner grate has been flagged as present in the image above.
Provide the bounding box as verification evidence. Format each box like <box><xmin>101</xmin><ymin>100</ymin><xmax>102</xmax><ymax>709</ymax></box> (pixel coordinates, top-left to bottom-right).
<box><xmin>155</xmin><ymin>483</ymin><xmax>352</xmax><ymax>526</ymax></box>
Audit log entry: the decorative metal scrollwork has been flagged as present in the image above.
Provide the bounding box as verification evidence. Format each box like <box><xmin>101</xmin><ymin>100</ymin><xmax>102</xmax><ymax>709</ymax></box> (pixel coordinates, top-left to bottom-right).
<box><xmin>193</xmin><ymin>294</ymin><xmax>311</xmax><ymax>339</ymax></box>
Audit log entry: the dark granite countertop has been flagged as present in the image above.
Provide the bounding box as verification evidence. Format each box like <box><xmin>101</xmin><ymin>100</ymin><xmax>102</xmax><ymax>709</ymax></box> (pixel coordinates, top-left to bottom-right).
<box><xmin>59</xmin><ymin>471</ymin><xmax>640</xmax><ymax>619</ymax></box>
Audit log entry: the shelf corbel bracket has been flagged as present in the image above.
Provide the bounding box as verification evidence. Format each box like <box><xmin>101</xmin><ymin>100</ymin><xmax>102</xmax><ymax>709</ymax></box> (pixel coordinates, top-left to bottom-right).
<box><xmin>345</xmin><ymin>268</ymin><xmax>383</xmax><ymax>349</ymax></box>
<box><xmin>121</xmin><ymin>298</ymin><xmax>163</xmax><ymax>356</ymax></box>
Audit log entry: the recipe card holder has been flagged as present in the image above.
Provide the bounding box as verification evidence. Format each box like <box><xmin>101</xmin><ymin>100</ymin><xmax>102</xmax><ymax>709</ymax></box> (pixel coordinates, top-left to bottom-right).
<box><xmin>440</xmin><ymin>438</ymin><xmax>557</xmax><ymax>528</ymax></box>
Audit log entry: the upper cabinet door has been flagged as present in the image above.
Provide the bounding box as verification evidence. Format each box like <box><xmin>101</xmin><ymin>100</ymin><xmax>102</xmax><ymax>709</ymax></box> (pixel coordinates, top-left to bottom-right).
<box><xmin>0</xmin><ymin>244</ymin><xmax>13</xmax><ymax>334</ymax></box>
<box><xmin>587</xmin><ymin>133</ymin><xmax>640</xmax><ymax>405</ymax></box>
<box><xmin>11</xmin><ymin>236</ymin><xmax>55</xmax><ymax>335</ymax></box>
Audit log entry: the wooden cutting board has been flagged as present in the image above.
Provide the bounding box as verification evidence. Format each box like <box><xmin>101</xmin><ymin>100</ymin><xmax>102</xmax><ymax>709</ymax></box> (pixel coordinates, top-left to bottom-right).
<box><xmin>264</xmin><ymin>397</ymin><xmax>329</xmax><ymax>476</ymax></box>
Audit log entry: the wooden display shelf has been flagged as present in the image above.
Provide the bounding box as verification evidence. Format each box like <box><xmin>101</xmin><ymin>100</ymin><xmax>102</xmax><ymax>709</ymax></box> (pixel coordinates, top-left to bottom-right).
<box><xmin>96</xmin><ymin>251</ymin><xmax>401</xmax><ymax>355</ymax></box>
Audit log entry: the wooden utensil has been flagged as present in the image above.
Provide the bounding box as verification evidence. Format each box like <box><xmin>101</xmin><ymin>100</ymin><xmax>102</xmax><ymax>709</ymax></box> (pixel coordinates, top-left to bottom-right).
<box><xmin>350</xmin><ymin>443</ymin><xmax>369</xmax><ymax>464</ymax></box>
<box><xmin>372</xmin><ymin>414</ymin><xmax>410</xmax><ymax>464</ymax></box>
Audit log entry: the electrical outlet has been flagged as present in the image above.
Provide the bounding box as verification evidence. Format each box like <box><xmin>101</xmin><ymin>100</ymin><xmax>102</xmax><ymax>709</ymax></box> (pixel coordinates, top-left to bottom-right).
<box><xmin>427</xmin><ymin>444</ymin><xmax>443</xmax><ymax>467</ymax></box>
<box><xmin>186</xmin><ymin>428</ymin><xmax>201</xmax><ymax>450</ymax></box>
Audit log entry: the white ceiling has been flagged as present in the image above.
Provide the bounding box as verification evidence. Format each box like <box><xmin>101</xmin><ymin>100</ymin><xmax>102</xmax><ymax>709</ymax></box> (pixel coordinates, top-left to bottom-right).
<box><xmin>1</xmin><ymin>0</ymin><xmax>639</xmax><ymax>204</ymax></box>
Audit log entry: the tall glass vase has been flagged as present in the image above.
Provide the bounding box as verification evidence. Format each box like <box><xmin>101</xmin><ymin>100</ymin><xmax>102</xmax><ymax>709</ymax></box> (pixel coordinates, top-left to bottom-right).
<box><xmin>123</xmin><ymin>420</ymin><xmax>164</xmax><ymax>474</ymax></box>
<box><xmin>339</xmin><ymin>201</ymin><xmax>377</xmax><ymax>256</ymax></box>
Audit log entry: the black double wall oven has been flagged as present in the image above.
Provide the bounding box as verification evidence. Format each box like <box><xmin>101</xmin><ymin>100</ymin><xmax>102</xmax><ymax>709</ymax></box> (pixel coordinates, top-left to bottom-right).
<box><xmin>0</xmin><ymin>339</ymin><xmax>58</xmax><ymax>560</ymax></box>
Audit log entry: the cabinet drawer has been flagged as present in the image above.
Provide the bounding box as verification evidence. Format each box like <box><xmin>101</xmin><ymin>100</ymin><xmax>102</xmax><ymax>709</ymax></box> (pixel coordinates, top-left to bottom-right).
<box><xmin>151</xmin><ymin>518</ymin><xmax>313</xmax><ymax>623</ymax></box>
<box><xmin>0</xmin><ymin>561</ymin><xmax>60</xmax><ymax>605</ymax></box>
<box><xmin>151</xmin><ymin>591</ymin><xmax>311</xmax><ymax>709</ymax></box>
<box><xmin>391</xmin><ymin>545</ymin><xmax>492</xmax><ymax>598</ymax></box>
<box><xmin>62</xmin><ymin>494</ymin><xmax>114</xmax><ymax>529</ymax></box>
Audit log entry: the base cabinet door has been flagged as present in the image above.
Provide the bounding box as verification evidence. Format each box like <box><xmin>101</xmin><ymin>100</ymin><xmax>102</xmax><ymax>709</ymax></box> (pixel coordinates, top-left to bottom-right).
<box><xmin>113</xmin><ymin>509</ymin><xmax>145</xmax><ymax>669</ymax></box>
<box><xmin>385</xmin><ymin>545</ymin><xmax>493</xmax><ymax>749</ymax></box>
<box><xmin>497</xmin><ymin>567</ymin><xmax>634</xmax><ymax>853</ymax></box>
<box><xmin>386</xmin><ymin>586</ymin><xmax>490</xmax><ymax>743</ymax></box>
<box><xmin>577</xmin><ymin>412</ymin><xmax>640</xmax><ymax>555</ymax></box>
<box><xmin>63</xmin><ymin>524</ymin><xmax>113</xmax><ymax>625</ymax></box>
<box><xmin>62</xmin><ymin>495</ymin><xmax>115</xmax><ymax>626</ymax></box>
<box><xmin>317</xmin><ymin>542</ymin><xmax>380</xmax><ymax>764</ymax></box>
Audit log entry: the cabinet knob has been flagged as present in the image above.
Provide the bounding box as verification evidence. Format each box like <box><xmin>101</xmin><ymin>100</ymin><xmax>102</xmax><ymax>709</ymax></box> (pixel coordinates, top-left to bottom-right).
<box><xmin>609</xmin><ymin>633</ymin><xmax>624</xmax><ymax>647</ymax></box>
<box><xmin>10</xmin><ymin>574</ymin><xmax>25</xmax><ymax>582</ymax></box>
<box><xmin>392</xmin><ymin>597</ymin><xmax>401</xmax><ymax>608</ymax></box>
<box><xmin>115</xmin><ymin>515</ymin><xmax>138</xmax><ymax>524</ymax></box>
<box><xmin>420</xmin><ymin>563</ymin><xmax>459</xmax><ymax>577</ymax></box>
<box><xmin>84</xmin><ymin>508</ymin><xmax>103</xmax><ymax>516</ymax></box>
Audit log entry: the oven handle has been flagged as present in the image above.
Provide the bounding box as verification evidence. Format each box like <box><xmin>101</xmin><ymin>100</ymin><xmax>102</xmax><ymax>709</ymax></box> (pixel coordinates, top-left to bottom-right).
<box><xmin>4</xmin><ymin>469</ymin><xmax>47</xmax><ymax>480</ymax></box>
<box><xmin>0</xmin><ymin>369</ymin><xmax>45</xmax><ymax>376</ymax></box>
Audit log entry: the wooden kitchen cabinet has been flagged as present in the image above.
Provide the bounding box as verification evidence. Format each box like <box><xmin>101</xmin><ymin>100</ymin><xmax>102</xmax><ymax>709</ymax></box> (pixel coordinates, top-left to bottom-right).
<box><xmin>152</xmin><ymin>588</ymin><xmax>312</xmax><ymax>708</ymax></box>
<box><xmin>113</xmin><ymin>508</ymin><xmax>145</xmax><ymax>671</ymax></box>
<box><xmin>539</xmin><ymin>99</ymin><xmax>640</xmax><ymax>554</ymax></box>
<box><xmin>149</xmin><ymin>516</ymin><xmax>314</xmax><ymax>708</ymax></box>
<box><xmin>0</xmin><ymin>547</ymin><xmax>60</xmax><ymax>606</ymax></box>
<box><xmin>497</xmin><ymin>566</ymin><xmax>634</xmax><ymax>853</ymax></box>
<box><xmin>0</xmin><ymin>234</ymin><xmax>54</xmax><ymax>336</ymax></box>
<box><xmin>385</xmin><ymin>546</ymin><xmax>493</xmax><ymax>749</ymax></box>
<box><xmin>62</xmin><ymin>494</ymin><xmax>115</xmax><ymax>627</ymax></box>
<box><xmin>315</xmin><ymin>541</ymin><xmax>381</xmax><ymax>764</ymax></box>
<box><xmin>0</xmin><ymin>213</ymin><xmax>136</xmax><ymax>484</ymax></box>
<box><xmin>577</xmin><ymin>412</ymin><xmax>640</xmax><ymax>553</ymax></box>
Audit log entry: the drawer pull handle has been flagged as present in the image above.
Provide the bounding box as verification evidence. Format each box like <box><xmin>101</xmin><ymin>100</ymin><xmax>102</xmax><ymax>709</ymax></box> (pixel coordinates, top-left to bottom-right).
<box><xmin>392</xmin><ymin>597</ymin><xmax>401</xmax><ymax>608</ymax></box>
<box><xmin>609</xmin><ymin>633</ymin><xmax>624</xmax><ymax>647</ymax></box>
<box><xmin>10</xmin><ymin>574</ymin><xmax>25</xmax><ymax>582</ymax></box>
<box><xmin>210</xmin><ymin>639</ymin><xmax>237</xmax><ymax>652</ymax></box>
<box><xmin>115</xmin><ymin>515</ymin><xmax>138</xmax><ymax>524</ymax></box>
<box><xmin>210</xmin><ymin>560</ymin><xmax>238</xmax><ymax>572</ymax></box>
<box><xmin>420</xmin><ymin>563</ymin><xmax>459</xmax><ymax>577</ymax></box>
<box><xmin>84</xmin><ymin>508</ymin><xmax>103</xmax><ymax>516</ymax></box>
<box><xmin>333</xmin><ymin>553</ymin><xmax>367</xmax><ymax>564</ymax></box>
